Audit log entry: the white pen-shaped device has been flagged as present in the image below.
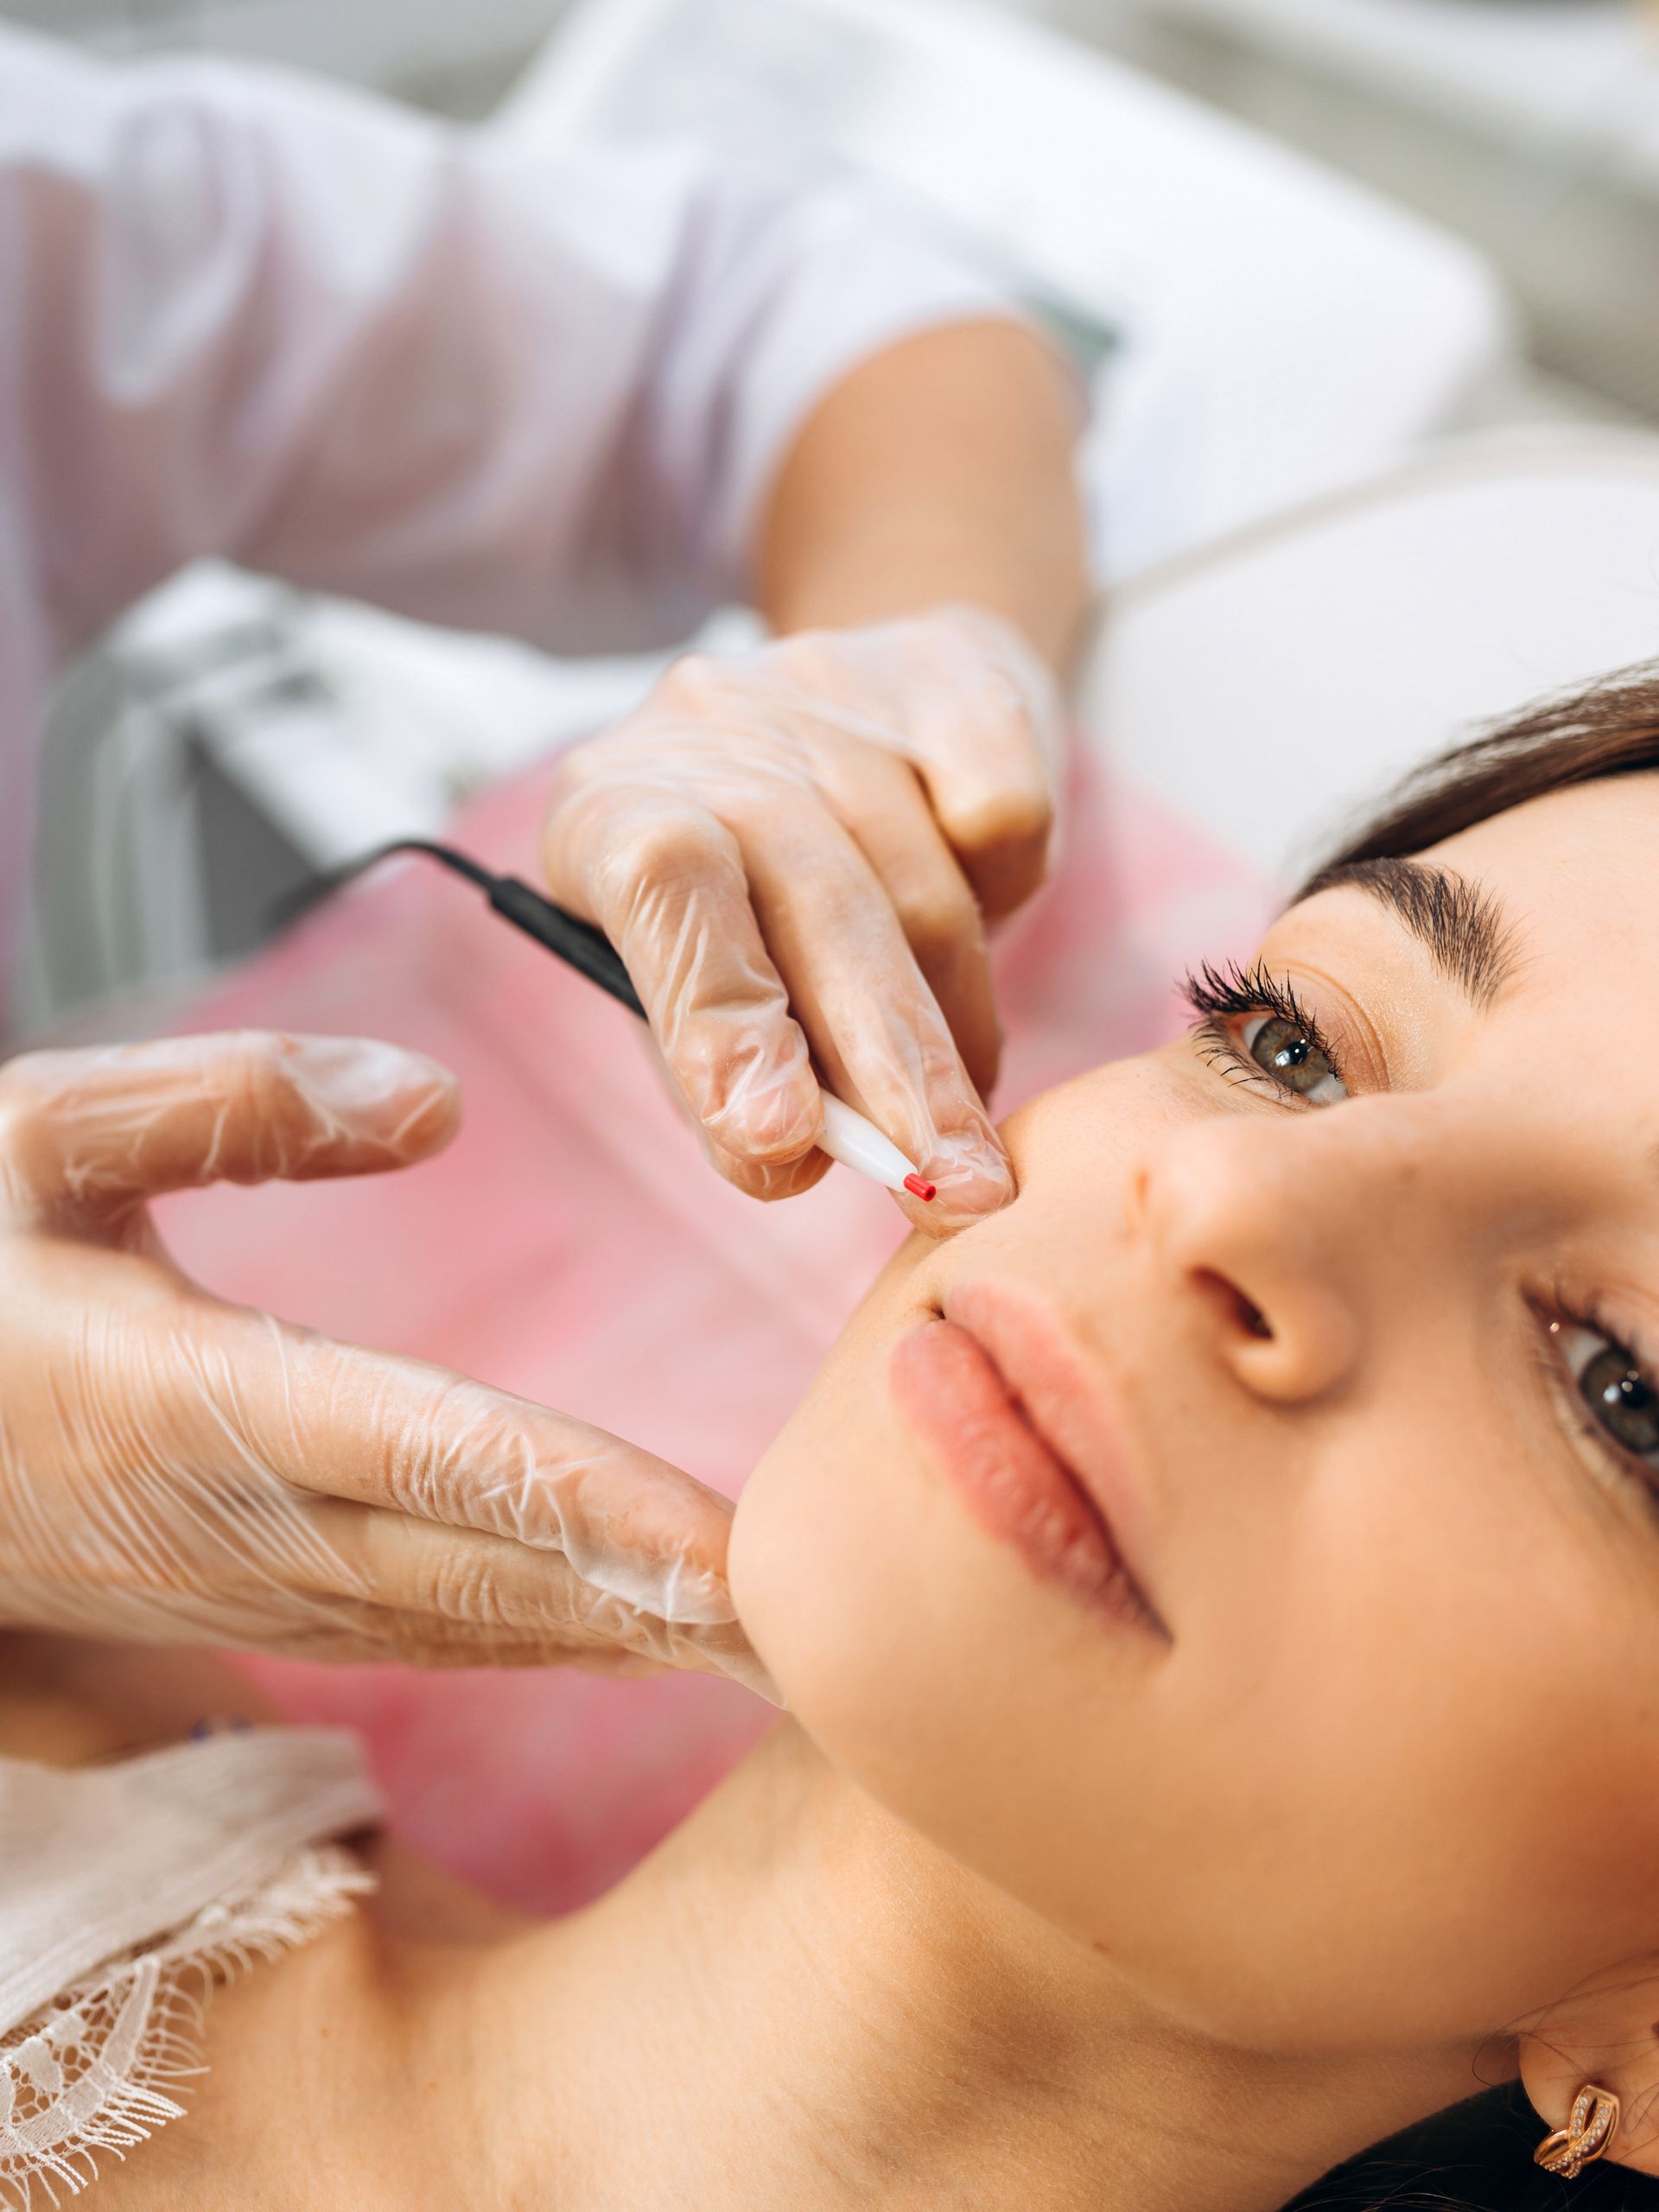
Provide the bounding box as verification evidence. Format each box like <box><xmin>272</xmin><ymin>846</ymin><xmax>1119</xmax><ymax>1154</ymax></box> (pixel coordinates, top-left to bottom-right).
<box><xmin>817</xmin><ymin>1091</ymin><xmax>936</xmax><ymax>1202</ymax></box>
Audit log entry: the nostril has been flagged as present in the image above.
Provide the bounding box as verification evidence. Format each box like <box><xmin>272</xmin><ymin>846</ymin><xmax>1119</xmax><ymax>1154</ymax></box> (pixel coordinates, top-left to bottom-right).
<box><xmin>1192</xmin><ymin>1268</ymin><xmax>1273</xmax><ymax>1341</ymax></box>
<box><xmin>1239</xmin><ymin>1294</ymin><xmax>1272</xmax><ymax>1340</ymax></box>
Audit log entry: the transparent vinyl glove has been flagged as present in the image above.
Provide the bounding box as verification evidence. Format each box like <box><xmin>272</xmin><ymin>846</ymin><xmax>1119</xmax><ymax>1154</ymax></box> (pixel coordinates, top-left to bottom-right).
<box><xmin>0</xmin><ymin>1032</ymin><xmax>772</xmax><ymax>1695</ymax></box>
<box><xmin>540</xmin><ymin>607</ymin><xmax>1065</xmax><ymax>1232</ymax></box>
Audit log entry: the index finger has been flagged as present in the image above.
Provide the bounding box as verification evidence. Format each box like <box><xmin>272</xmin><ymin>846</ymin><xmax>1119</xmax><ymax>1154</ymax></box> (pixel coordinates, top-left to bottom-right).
<box><xmin>227</xmin><ymin>1312</ymin><xmax>742</xmax><ymax>1630</ymax></box>
<box><xmin>543</xmin><ymin>785</ymin><xmax>829</xmax><ymax>1193</ymax></box>
<box><xmin>295</xmin><ymin>1503</ymin><xmax>777</xmax><ymax>1694</ymax></box>
<box><xmin>732</xmin><ymin>797</ymin><xmax>1014</xmax><ymax>1232</ymax></box>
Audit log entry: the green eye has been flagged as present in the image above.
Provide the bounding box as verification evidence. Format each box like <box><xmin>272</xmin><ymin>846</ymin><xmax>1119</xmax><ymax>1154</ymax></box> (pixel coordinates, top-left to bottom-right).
<box><xmin>1182</xmin><ymin>961</ymin><xmax>1351</xmax><ymax>1108</ymax></box>
<box><xmin>1241</xmin><ymin>1015</ymin><xmax>1348</xmax><ymax>1105</ymax></box>
<box><xmin>1554</xmin><ymin>1322</ymin><xmax>1659</xmax><ymax>1468</ymax></box>
<box><xmin>1580</xmin><ymin>1344</ymin><xmax>1659</xmax><ymax>1458</ymax></box>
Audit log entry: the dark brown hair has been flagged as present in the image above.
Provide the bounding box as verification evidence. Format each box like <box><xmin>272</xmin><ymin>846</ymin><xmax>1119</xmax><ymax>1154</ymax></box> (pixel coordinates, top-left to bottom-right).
<box><xmin>1296</xmin><ymin>659</ymin><xmax>1659</xmax><ymax>893</ymax></box>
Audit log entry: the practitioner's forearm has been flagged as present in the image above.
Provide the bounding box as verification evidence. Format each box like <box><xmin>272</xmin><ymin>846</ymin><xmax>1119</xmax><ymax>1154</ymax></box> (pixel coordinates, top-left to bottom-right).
<box><xmin>754</xmin><ymin>320</ymin><xmax>1091</xmax><ymax>674</ymax></box>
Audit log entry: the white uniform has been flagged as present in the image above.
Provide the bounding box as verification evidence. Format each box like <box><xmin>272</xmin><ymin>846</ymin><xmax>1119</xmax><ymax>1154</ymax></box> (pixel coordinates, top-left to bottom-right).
<box><xmin>0</xmin><ymin>27</ymin><xmax>1006</xmax><ymax>1001</ymax></box>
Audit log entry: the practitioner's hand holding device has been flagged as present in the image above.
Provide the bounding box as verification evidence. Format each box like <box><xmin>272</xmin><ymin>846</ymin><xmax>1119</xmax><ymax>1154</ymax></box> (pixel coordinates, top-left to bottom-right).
<box><xmin>0</xmin><ymin>1032</ymin><xmax>769</xmax><ymax>1693</ymax></box>
<box><xmin>540</xmin><ymin>607</ymin><xmax>1064</xmax><ymax>1232</ymax></box>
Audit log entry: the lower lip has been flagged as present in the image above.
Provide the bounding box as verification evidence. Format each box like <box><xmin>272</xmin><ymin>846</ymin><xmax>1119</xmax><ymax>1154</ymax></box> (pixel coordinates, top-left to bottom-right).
<box><xmin>890</xmin><ymin>1318</ymin><xmax>1151</xmax><ymax>1630</ymax></box>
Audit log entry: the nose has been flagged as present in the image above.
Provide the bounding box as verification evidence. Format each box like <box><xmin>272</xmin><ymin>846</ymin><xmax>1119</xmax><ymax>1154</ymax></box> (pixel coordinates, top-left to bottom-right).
<box><xmin>1128</xmin><ymin>1115</ymin><xmax>1366</xmax><ymax>1404</ymax></box>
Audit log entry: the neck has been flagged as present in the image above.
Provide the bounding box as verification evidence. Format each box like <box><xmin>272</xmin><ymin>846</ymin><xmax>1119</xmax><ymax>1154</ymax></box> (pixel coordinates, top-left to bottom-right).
<box><xmin>407</xmin><ymin>1725</ymin><xmax>1482</xmax><ymax>2212</ymax></box>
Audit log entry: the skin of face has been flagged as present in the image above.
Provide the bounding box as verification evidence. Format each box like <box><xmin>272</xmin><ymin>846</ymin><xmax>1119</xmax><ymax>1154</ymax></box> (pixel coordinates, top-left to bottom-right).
<box><xmin>729</xmin><ymin>772</ymin><xmax>1659</xmax><ymax>2069</ymax></box>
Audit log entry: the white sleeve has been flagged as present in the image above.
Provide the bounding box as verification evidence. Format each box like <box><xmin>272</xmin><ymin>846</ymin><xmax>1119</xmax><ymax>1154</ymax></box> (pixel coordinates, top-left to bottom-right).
<box><xmin>1</xmin><ymin>29</ymin><xmax>1014</xmax><ymax>658</ymax></box>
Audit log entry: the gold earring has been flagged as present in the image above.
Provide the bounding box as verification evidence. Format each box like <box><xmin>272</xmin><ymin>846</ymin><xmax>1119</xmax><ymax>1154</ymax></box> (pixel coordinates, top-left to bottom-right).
<box><xmin>1535</xmin><ymin>2083</ymin><xmax>1620</xmax><ymax>2178</ymax></box>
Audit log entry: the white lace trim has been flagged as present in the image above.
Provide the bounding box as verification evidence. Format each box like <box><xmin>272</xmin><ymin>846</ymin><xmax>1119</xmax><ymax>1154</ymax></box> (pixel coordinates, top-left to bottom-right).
<box><xmin>0</xmin><ymin>1843</ymin><xmax>374</xmax><ymax>2208</ymax></box>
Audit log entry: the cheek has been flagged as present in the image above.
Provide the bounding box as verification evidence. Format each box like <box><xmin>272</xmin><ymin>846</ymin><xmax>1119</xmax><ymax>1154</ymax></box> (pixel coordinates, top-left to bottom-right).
<box><xmin>1140</xmin><ymin>1417</ymin><xmax>1659</xmax><ymax>2048</ymax></box>
<box><xmin>997</xmin><ymin>1050</ymin><xmax>1198</xmax><ymax>1207</ymax></box>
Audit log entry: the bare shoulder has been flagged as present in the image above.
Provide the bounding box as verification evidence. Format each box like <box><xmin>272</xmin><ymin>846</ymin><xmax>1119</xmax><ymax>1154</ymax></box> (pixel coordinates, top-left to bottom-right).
<box><xmin>76</xmin><ymin>1906</ymin><xmax>396</xmax><ymax>2212</ymax></box>
<box><xmin>0</xmin><ymin>1636</ymin><xmax>535</xmax><ymax>2207</ymax></box>
<box><xmin>80</xmin><ymin>1853</ymin><xmax>528</xmax><ymax>2212</ymax></box>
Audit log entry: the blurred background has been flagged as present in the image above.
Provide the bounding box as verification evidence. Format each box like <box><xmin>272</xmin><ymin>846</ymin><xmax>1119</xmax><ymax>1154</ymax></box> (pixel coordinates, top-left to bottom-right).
<box><xmin>10</xmin><ymin>0</ymin><xmax>1659</xmax><ymax>1038</ymax></box>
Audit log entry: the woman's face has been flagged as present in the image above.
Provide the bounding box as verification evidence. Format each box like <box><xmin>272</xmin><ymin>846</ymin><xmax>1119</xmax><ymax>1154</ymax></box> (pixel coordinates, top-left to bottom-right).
<box><xmin>731</xmin><ymin>772</ymin><xmax>1659</xmax><ymax>2056</ymax></box>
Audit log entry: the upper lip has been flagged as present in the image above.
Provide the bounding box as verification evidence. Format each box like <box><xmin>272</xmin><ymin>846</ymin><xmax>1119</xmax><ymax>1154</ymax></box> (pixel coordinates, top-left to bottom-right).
<box><xmin>941</xmin><ymin>1277</ymin><xmax>1162</xmax><ymax>1625</ymax></box>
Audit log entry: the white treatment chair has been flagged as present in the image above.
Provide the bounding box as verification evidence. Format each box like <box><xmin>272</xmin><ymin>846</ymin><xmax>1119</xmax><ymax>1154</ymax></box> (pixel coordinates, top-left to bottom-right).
<box><xmin>1077</xmin><ymin>428</ymin><xmax>1659</xmax><ymax>885</ymax></box>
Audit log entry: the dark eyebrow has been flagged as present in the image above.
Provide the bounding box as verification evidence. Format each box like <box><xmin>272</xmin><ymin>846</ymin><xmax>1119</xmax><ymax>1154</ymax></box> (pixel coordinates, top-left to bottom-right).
<box><xmin>1297</xmin><ymin>856</ymin><xmax>1520</xmax><ymax>1008</ymax></box>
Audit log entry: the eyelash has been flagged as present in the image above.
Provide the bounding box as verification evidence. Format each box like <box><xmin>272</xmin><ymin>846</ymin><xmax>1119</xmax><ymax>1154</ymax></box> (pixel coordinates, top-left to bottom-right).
<box><xmin>1178</xmin><ymin>959</ymin><xmax>1344</xmax><ymax>1102</ymax></box>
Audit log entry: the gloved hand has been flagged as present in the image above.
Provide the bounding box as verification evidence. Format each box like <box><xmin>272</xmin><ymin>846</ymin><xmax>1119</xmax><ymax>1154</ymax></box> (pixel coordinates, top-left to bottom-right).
<box><xmin>540</xmin><ymin>606</ymin><xmax>1064</xmax><ymax>1231</ymax></box>
<box><xmin>0</xmin><ymin>1031</ymin><xmax>771</xmax><ymax>1694</ymax></box>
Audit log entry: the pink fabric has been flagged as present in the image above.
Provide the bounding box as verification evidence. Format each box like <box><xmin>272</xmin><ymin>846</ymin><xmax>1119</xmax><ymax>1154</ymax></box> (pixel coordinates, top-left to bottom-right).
<box><xmin>156</xmin><ymin>741</ymin><xmax>1273</xmax><ymax>1914</ymax></box>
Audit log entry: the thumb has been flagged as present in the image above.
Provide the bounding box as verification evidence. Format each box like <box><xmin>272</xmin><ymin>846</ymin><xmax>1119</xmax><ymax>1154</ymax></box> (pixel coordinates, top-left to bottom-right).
<box><xmin>0</xmin><ymin>1032</ymin><xmax>458</xmax><ymax>1230</ymax></box>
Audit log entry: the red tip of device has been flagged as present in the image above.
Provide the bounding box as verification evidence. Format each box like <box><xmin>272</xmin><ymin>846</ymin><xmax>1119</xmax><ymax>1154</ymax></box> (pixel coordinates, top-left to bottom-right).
<box><xmin>903</xmin><ymin>1173</ymin><xmax>937</xmax><ymax>1203</ymax></box>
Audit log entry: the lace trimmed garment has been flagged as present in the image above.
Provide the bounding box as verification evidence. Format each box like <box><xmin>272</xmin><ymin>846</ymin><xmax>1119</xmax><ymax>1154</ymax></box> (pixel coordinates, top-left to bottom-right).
<box><xmin>0</xmin><ymin>1728</ymin><xmax>380</xmax><ymax>2206</ymax></box>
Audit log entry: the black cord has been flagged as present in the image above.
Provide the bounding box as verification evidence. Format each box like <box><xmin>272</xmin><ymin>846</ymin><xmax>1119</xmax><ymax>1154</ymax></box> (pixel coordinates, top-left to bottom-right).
<box><xmin>272</xmin><ymin>838</ymin><xmax>493</xmax><ymax>924</ymax></box>
<box><xmin>272</xmin><ymin>838</ymin><xmax>645</xmax><ymax>1020</ymax></box>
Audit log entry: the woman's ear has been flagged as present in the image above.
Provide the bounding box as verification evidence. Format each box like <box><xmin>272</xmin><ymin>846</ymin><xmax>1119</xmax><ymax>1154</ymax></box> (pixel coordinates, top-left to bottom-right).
<box><xmin>1516</xmin><ymin>1959</ymin><xmax>1659</xmax><ymax>2178</ymax></box>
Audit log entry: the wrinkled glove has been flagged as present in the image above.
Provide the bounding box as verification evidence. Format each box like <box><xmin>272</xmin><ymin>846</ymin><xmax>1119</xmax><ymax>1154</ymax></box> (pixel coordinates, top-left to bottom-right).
<box><xmin>0</xmin><ymin>1030</ymin><xmax>771</xmax><ymax>1694</ymax></box>
<box><xmin>540</xmin><ymin>606</ymin><xmax>1064</xmax><ymax>1232</ymax></box>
